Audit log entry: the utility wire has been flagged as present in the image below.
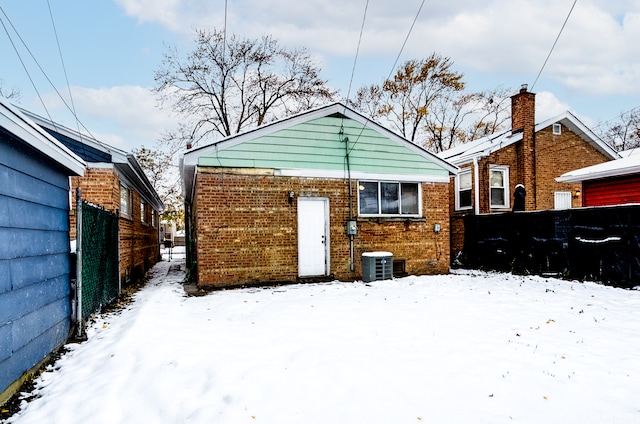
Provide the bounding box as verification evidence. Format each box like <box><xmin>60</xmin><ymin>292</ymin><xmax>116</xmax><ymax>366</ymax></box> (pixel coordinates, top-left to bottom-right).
<box><xmin>47</xmin><ymin>0</ymin><xmax>82</xmax><ymax>139</ymax></box>
<box><xmin>0</xmin><ymin>7</ymin><xmax>52</xmax><ymax>121</ymax></box>
<box><xmin>0</xmin><ymin>5</ymin><xmax>96</xmax><ymax>138</ymax></box>
<box><xmin>348</xmin><ymin>0</ymin><xmax>426</xmax><ymax>154</ymax></box>
<box><xmin>345</xmin><ymin>0</ymin><xmax>369</xmax><ymax>104</ymax></box>
<box><xmin>531</xmin><ymin>0</ymin><xmax>578</xmax><ymax>91</ymax></box>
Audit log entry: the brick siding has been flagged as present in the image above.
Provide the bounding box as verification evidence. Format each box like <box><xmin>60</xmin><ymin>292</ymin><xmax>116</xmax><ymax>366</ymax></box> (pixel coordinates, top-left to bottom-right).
<box><xmin>448</xmin><ymin>125</ymin><xmax>611</xmax><ymax>259</ymax></box>
<box><xmin>193</xmin><ymin>169</ymin><xmax>450</xmax><ymax>288</ymax></box>
<box><xmin>70</xmin><ymin>167</ymin><xmax>160</xmax><ymax>284</ymax></box>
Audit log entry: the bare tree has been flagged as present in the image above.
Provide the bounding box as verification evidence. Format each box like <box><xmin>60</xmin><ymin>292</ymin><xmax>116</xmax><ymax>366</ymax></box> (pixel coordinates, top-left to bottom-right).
<box><xmin>598</xmin><ymin>108</ymin><xmax>640</xmax><ymax>152</ymax></box>
<box><xmin>0</xmin><ymin>79</ymin><xmax>20</xmax><ymax>100</ymax></box>
<box><xmin>349</xmin><ymin>54</ymin><xmax>465</xmax><ymax>145</ymax></box>
<box><xmin>154</xmin><ymin>29</ymin><xmax>336</xmax><ymax>148</ymax></box>
<box><xmin>133</xmin><ymin>144</ymin><xmax>184</xmax><ymax>230</ymax></box>
<box><xmin>350</xmin><ymin>57</ymin><xmax>511</xmax><ymax>153</ymax></box>
<box><xmin>465</xmin><ymin>87</ymin><xmax>512</xmax><ymax>142</ymax></box>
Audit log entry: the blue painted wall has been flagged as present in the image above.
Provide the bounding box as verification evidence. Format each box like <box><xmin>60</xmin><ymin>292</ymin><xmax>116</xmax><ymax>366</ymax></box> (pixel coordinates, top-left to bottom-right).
<box><xmin>0</xmin><ymin>132</ymin><xmax>73</xmax><ymax>395</ymax></box>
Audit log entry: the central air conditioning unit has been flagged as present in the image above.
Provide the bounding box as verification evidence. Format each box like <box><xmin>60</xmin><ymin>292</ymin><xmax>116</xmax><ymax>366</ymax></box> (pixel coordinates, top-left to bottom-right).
<box><xmin>362</xmin><ymin>252</ymin><xmax>393</xmax><ymax>282</ymax></box>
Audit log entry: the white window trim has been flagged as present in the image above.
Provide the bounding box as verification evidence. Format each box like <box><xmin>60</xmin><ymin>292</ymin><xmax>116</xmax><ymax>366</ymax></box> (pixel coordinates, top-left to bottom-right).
<box><xmin>552</xmin><ymin>123</ymin><xmax>562</xmax><ymax>135</ymax></box>
<box><xmin>357</xmin><ymin>180</ymin><xmax>423</xmax><ymax>218</ymax></box>
<box><xmin>120</xmin><ymin>183</ymin><xmax>132</xmax><ymax>218</ymax></box>
<box><xmin>489</xmin><ymin>166</ymin><xmax>510</xmax><ymax>209</ymax></box>
<box><xmin>141</xmin><ymin>199</ymin><xmax>148</xmax><ymax>224</ymax></box>
<box><xmin>455</xmin><ymin>168</ymin><xmax>473</xmax><ymax>211</ymax></box>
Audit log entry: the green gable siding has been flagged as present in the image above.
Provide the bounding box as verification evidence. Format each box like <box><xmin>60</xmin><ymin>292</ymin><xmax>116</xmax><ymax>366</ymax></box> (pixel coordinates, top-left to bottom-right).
<box><xmin>197</xmin><ymin>116</ymin><xmax>449</xmax><ymax>177</ymax></box>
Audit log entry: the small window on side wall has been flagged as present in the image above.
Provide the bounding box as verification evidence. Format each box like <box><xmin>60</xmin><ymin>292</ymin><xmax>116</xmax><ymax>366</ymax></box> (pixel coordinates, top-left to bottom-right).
<box><xmin>553</xmin><ymin>123</ymin><xmax>561</xmax><ymax>135</ymax></box>
<box><xmin>455</xmin><ymin>169</ymin><xmax>472</xmax><ymax>210</ymax></box>
<box><xmin>489</xmin><ymin>166</ymin><xmax>510</xmax><ymax>209</ymax></box>
<box><xmin>141</xmin><ymin>200</ymin><xmax>148</xmax><ymax>224</ymax></box>
<box><xmin>120</xmin><ymin>183</ymin><xmax>132</xmax><ymax>218</ymax></box>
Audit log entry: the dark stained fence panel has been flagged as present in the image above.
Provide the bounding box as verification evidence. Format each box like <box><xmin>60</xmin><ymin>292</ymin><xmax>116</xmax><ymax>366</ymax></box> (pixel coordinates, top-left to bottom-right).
<box><xmin>462</xmin><ymin>205</ymin><xmax>640</xmax><ymax>288</ymax></box>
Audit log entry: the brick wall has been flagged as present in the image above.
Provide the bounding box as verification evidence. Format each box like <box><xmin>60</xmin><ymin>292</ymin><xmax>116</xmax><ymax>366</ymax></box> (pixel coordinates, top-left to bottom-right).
<box><xmin>448</xmin><ymin>125</ymin><xmax>611</xmax><ymax>261</ymax></box>
<box><xmin>534</xmin><ymin>125</ymin><xmax>609</xmax><ymax>209</ymax></box>
<box><xmin>70</xmin><ymin>167</ymin><xmax>160</xmax><ymax>284</ymax></box>
<box><xmin>193</xmin><ymin>169</ymin><xmax>450</xmax><ymax>288</ymax></box>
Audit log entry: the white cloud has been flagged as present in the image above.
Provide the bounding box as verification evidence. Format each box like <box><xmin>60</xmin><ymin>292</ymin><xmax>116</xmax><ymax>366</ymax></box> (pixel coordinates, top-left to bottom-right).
<box><xmin>112</xmin><ymin>0</ymin><xmax>640</xmax><ymax>97</ymax></box>
<box><xmin>40</xmin><ymin>85</ymin><xmax>179</xmax><ymax>151</ymax></box>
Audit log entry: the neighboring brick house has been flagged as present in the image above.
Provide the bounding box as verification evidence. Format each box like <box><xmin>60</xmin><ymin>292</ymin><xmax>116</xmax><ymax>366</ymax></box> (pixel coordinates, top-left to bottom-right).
<box><xmin>20</xmin><ymin>109</ymin><xmax>164</xmax><ymax>284</ymax></box>
<box><xmin>181</xmin><ymin>102</ymin><xmax>457</xmax><ymax>289</ymax></box>
<box><xmin>557</xmin><ymin>150</ymin><xmax>640</xmax><ymax>206</ymax></box>
<box><xmin>437</xmin><ymin>85</ymin><xmax>619</xmax><ymax>262</ymax></box>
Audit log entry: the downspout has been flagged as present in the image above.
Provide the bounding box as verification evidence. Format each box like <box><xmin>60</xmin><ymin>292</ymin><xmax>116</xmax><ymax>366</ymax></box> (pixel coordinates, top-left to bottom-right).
<box><xmin>117</xmin><ymin>208</ymin><xmax>121</xmax><ymax>296</ymax></box>
<box><xmin>473</xmin><ymin>156</ymin><xmax>480</xmax><ymax>215</ymax></box>
<box><xmin>341</xmin><ymin>127</ymin><xmax>355</xmax><ymax>272</ymax></box>
<box><xmin>347</xmin><ymin>152</ymin><xmax>355</xmax><ymax>272</ymax></box>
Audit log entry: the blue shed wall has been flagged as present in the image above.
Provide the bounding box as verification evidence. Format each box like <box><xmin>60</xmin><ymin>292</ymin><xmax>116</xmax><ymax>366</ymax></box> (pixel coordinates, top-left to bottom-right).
<box><xmin>0</xmin><ymin>134</ymin><xmax>72</xmax><ymax>395</ymax></box>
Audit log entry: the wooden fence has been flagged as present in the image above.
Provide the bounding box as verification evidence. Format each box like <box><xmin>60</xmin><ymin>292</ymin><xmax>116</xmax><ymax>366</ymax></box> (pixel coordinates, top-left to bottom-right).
<box><xmin>460</xmin><ymin>204</ymin><xmax>640</xmax><ymax>288</ymax></box>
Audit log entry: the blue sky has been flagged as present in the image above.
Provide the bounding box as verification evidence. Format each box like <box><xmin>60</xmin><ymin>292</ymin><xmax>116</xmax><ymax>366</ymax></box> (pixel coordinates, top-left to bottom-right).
<box><xmin>1</xmin><ymin>0</ymin><xmax>639</xmax><ymax>152</ymax></box>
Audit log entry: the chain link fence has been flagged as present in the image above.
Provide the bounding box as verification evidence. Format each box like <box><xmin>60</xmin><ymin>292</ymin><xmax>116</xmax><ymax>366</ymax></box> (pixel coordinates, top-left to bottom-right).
<box><xmin>79</xmin><ymin>201</ymin><xmax>119</xmax><ymax>319</ymax></box>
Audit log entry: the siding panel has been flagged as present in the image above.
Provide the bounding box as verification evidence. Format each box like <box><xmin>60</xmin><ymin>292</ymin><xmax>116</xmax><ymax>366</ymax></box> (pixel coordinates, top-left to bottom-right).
<box><xmin>584</xmin><ymin>175</ymin><xmax>640</xmax><ymax>207</ymax></box>
<box><xmin>198</xmin><ymin>116</ymin><xmax>448</xmax><ymax>178</ymax></box>
<box><xmin>0</xmin><ymin>275</ymin><xmax>70</xmax><ymax>325</ymax></box>
<box><xmin>0</xmin><ymin>228</ymin><xmax>69</xmax><ymax>260</ymax></box>
<box><xmin>0</xmin><ymin>134</ymin><xmax>73</xmax><ymax>396</ymax></box>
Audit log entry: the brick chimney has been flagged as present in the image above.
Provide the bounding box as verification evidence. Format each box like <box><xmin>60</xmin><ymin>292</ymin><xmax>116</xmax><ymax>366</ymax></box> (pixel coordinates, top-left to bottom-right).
<box><xmin>511</xmin><ymin>84</ymin><xmax>536</xmax><ymax>210</ymax></box>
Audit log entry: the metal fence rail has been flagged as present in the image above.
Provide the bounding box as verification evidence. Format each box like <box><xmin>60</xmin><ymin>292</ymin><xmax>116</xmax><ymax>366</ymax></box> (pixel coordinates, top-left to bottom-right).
<box><xmin>461</xmin><ymin>205</ymin><xmax>640</xmax><ymax>288</ymax></box>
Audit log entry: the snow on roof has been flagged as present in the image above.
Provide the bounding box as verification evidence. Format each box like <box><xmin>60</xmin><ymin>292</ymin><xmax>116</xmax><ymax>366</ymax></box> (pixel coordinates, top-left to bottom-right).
<box><xmin>619</xmin><ymin>147</ymin><xmax>640</xmax><ymax>157</ymax></box>
<box><xmin>556</xmin><ymin>153</ymin><xmax>640</xmax><ymax>183</ymax></box>
<box><xmin>438</xmin><ymin>111</ymin><xmax>619</xmax><ymax>166</ymax></box>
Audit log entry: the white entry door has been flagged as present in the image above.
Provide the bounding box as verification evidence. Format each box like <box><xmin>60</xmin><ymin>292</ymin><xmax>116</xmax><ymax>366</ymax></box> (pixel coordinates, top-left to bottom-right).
<box><xmin>298</xmin><ymin>197</ymin><xmax>329</xmax><ymax>277</ymax></box>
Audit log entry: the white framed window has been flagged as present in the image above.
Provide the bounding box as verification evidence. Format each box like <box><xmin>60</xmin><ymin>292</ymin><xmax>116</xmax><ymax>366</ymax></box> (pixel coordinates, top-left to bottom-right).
<box><xmin>152</xmin><ymin>210</ymin><xmax>157</xmax><ymax>228</ymax></box>
<box><xmin>554</xmin><ymin>191</ymin><xmax>572</xmax><ymax>210</ymax></box>
<box><xmin>455</xmin><ymin>168</ymin><xmax>472</xmax><ymax>211</ymax></box>
<box><xmin>120</xmin><ymin>183</ymin><xmax>132</xmax><ymax>218</ymax></box>
<box><xmin>140</xmin><ymin>199</ymin><xmax>148</xmax><ymax>224</ymax></box>
<box><xmin>358</xmin><ymin>181</ymin><xmax>421</xmax><ymax>217</ymax></box>
<box><xmin>489</xmin><ymin>166</ymin><xmax>510</xmax><ymax>209</ymax></box>
<box><xmin>552</xmin><ymin>123</ymin><xmax>562</xmax><ymax>135</ymax></box>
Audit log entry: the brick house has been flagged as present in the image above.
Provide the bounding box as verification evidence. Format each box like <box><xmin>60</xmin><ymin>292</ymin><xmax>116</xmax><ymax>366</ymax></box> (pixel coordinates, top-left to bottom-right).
<box><xmin>557</xmin><ymin>150</ymin><xmax>640</xmax><ymax>206</ymax></box>
<box><xmin>181</xmin><ymin>102</ymin><xmax>457</xmax><ymax>289</ymax></box>
<box><xmin>437</xmin><ymin>85</ymin><xmax>619</xmax><ymax>262</ymax></box>
<box><xmin>20</xmin><ymin>109</ymin><xmax>164</xmax><ymax>284</ymax></box>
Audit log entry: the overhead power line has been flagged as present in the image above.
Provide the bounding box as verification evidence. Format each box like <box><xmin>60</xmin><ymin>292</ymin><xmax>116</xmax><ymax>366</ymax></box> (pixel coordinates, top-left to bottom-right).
<box><xmin>345</xmin><ymin>0</ymin><xmax>369</xmax><ymax>103</ymax></box>
<box><xmin>348</xmin><ymin>0</ymin><xmax>427</xmax><ymax>154</ymax></box>
<box><xmin>0</xmin><ymin>5</ymin><xmax>96</xmax><ymax>138</ymax></box>
<box><xmin>531</xmin><ymin>0</ymin><xmax>578</xmax><ymax>91</ymax></box>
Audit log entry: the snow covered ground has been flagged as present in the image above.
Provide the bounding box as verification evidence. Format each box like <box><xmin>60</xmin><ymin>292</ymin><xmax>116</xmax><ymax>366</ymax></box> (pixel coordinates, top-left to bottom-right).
<box><xmin>6</xmin><ymin>248</ymin><xmax>640</xmax><ymax>423</ymax></box>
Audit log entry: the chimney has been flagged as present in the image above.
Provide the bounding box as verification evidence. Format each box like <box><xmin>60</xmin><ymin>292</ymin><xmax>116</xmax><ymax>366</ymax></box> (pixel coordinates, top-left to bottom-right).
<box><xmin>511</xmin><ymin>84</ymin><xmax>536</xmax><ymax>210</ymax></box>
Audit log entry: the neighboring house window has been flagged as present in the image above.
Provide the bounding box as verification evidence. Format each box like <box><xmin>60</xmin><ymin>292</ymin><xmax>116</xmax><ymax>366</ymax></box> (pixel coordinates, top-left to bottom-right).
<box><xmin>141</xmin><ymin>200</ymin><xmax>148</xmax><ymax>224</ymax></box>
<box><xmin>120</xmin><ymin>183</ymin><xmax>132</xmax><ymax>218</ymax></box>
<box><xmin>358</xmin><ymin>181</ymin><xmax>421</xmax><ymax>216</ymax></box>
<box><xmin>489</xmin><ymin>166</ymin><xmax>509</xmax><ymax>209</ymax></box>
<box><xmin>455</xmin><ymin>169</ymin><xmax>472</xmax><ymax>210</ymax></box>
<box><xmin>554</xmin><ymin>191</ymin><xmax>572</xmax><ymax>210</ymax></box>
<box><xmin>553</xmin><ymin>123</ymin><xmax>562</xmax><ymax>135</ymax></box>
<box><xmin>152</xmin><ymin>210</ymin><xmax>157</xmax><ymax>228</ymax></box>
